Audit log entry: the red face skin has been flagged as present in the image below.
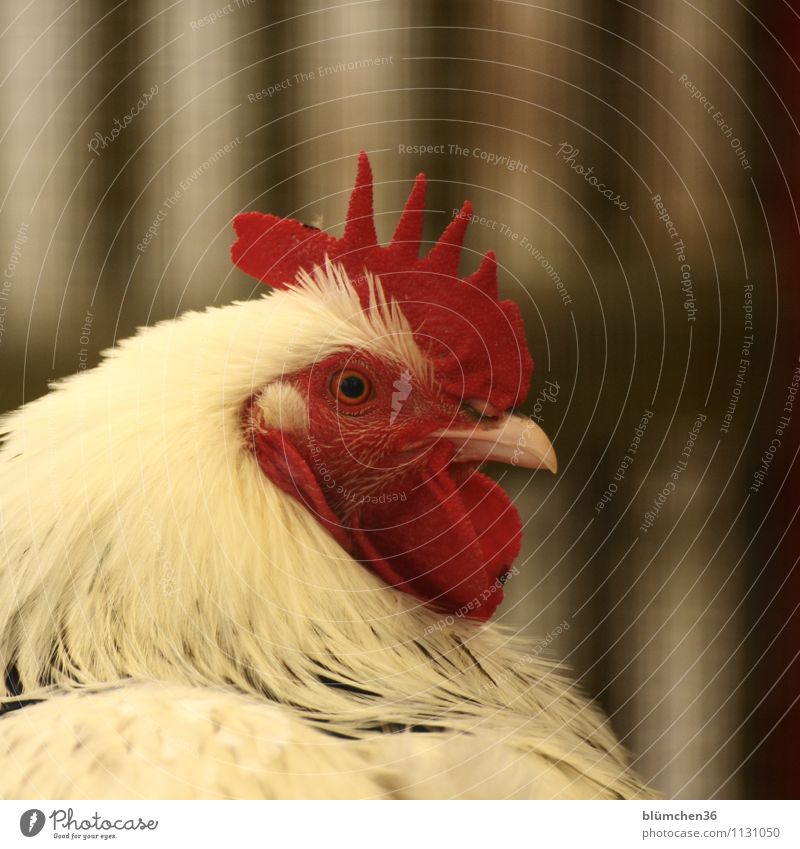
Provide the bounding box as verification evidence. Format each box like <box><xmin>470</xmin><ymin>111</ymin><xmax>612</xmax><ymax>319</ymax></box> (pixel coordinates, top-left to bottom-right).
<box><xmin>287</xmin><ymin>350</ymin><xmax>472</xmax><ymax>517</ymax></box>
<box><xmin>248</xmin><ymin>348</ymin><xmax>524</xmax><ymax>621</ymax></box>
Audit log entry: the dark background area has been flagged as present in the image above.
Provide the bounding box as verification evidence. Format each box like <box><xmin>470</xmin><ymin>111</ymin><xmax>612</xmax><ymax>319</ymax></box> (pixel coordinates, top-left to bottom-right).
<box><xmin>1</xmin><ymin>0</ymin><xmax>798</xmax><ymax>798</ymax></box>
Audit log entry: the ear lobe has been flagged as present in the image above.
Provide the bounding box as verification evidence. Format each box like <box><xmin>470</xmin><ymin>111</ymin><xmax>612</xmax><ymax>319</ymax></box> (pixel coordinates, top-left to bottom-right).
<box><xmin>245</xmin><ymin>406</ymin><xmax>351</xmax><ymax>553</ymax></box>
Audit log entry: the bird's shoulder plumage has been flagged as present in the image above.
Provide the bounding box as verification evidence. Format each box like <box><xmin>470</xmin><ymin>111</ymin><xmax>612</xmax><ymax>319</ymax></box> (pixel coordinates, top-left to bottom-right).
<box><xmin>0</xmin><ymin>681</ymin><xmax>638</xmax><ymax>799</ymax></box>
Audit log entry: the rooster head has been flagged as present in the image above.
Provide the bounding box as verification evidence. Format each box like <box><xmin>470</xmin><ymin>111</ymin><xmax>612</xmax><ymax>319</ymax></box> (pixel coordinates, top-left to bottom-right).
<box><xmin>231</xmin><ymin>152</ymin><xmax>556</xmax><ymax>621</ymax></box>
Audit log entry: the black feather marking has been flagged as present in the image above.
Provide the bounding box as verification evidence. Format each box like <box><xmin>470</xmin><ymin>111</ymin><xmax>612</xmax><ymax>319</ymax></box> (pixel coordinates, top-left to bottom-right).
<box><xmin>454</xmin><ymin>636</ymin><xmax>498</xmax><ymax>688</ymax></box>
<box><xmin>181</xmin><ymin>639</ymin><xmax>197</xmax><ymax>662</ymax></box>
<box><xmin>316</xmin><ymin>675</ymin><xmax>381</xmax><ymax>699</ymax></box>
<box><xmin>0</xmin><ymin>665</ymin><xmax>44</xmax><ymax>716</ymax></box>
<box><xmin>311</xmin><ymin>658</ymin><xmax>381</xmax><ymax>699</ymax></box>
<box><xmin>373</xmin><ymin>721</ymin><xmax>441</xmax><ymax>734</ymax></box>
<box><xmin>413</xmin><ymin>639</ymin><xmax>461</xmax><ymax>673</ymax></box>
<box><xmin>239</xmin><ymin>663</ymin><xmax>281</xmax><ymax>703</ymax></box>
<box><xmin>280</xmin><ymin>661</ymin><xmax>303</xmax><ymax>684</ymax></box>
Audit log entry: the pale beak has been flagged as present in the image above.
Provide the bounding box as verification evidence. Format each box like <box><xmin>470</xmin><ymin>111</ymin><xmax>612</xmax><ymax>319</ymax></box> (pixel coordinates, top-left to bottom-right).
<box><xmin>432</xmin><ymin>414</ymin><xmax>558</xmax><ymax>473</ymax></box>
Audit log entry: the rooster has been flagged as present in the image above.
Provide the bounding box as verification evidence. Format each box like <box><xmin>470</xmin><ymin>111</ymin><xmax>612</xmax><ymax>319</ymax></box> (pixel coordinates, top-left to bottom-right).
<box><xmin>0</xmin><ymin>152</ymin><xmax>652</xmax><ymax>799</ymax></box>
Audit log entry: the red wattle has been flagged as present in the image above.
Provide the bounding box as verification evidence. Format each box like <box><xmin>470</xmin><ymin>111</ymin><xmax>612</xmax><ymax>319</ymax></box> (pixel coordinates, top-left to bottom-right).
<box><xmin>350</xmin><ymin>446</ymin><xmax>522</xmax><ymax>620</ymax></box>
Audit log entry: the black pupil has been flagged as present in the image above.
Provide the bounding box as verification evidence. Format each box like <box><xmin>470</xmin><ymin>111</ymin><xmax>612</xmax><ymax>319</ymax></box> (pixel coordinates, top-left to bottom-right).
<box><xmin>339</xmin><ymin>375</ymin><xmax>365</xmax><ymax>399</ymax></box>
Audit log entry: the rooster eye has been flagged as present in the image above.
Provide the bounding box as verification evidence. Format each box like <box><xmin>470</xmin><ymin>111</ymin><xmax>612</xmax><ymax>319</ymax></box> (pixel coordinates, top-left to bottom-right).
<box><xmin>330</xmin><ymin>369</ymin><xmax>372</xmax><ymax>406</ymax></box>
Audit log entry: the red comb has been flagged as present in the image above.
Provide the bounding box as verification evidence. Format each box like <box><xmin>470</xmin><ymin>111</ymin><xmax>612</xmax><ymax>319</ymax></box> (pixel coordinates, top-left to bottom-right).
<box><xmin>231</xmin><ymin>152</ymin><xmax>532</xmax><ymax>410</ymax></box>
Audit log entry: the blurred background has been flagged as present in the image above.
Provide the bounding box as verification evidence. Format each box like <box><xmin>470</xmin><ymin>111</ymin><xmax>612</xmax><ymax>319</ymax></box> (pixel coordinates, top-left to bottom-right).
<box><xmin>1</xmin><ymin>0</ymin><xmax>798</xmax><ymax>799</ymax></box>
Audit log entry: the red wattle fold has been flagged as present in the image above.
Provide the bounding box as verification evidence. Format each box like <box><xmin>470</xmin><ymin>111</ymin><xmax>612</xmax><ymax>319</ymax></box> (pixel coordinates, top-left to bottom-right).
<box><xmin>350</xmin><ymin>446</ymin><xmax>522</xmax><ymax>620</ymax></box>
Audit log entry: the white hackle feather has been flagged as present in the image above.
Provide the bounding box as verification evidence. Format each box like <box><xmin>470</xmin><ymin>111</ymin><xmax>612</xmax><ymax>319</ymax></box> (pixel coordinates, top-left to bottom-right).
<box><xmin>0</xmin><ymin>262</ymin><xmax>654</xmax><ymax>799</ymax></box>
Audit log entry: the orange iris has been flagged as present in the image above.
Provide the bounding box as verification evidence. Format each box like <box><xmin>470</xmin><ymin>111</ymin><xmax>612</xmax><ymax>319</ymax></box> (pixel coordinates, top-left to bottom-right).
<box><xmin>330</xmin><ymin>369</ymin><xmax>372</xmax><ymax>406</ymax></box>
